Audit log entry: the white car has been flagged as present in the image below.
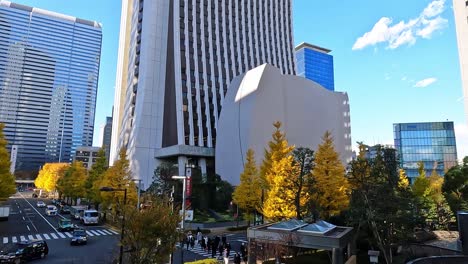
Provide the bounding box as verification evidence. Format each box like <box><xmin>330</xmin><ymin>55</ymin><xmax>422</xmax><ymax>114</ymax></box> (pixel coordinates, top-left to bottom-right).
<box><xmin>36</xmin><ymin>201</ymin><xmax>46</xmax><ymax>208</ymax></box>
<box><xmin>45</xmin><ymin>205</ymin><xmax>57</xmax><ymax>216</ymax></box>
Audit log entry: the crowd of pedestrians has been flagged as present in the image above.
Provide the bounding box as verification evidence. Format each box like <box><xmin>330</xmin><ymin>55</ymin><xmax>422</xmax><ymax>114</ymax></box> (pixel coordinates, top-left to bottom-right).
<box><xmin>183</xmin><ymin>228</ymin><xmax>248</xmax><ymax>264</ymax></box>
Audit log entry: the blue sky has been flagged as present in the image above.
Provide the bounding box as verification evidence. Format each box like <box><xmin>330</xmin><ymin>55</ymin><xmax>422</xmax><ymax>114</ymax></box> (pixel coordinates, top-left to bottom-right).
<box><xmin>14</xmin><ymin>0</ymin><xmax>468</xmax><ymax>159</ymax></box>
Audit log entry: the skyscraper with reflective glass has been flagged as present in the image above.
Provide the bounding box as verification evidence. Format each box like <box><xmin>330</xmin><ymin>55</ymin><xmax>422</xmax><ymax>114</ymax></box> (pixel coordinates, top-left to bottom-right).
<box><xmin>393</xmin><ymin>122</ymin><xmax>458</xmax><ymax>183</ymax></box>
<box><xmin>0</xmin><ymin>1</ymin><xmax>102</xmax><ymax>176</ymax></box>
<box><xmin>295</xmin><ymin>42</ymin><xmax>335</xmax><ymax>91</ymax></box>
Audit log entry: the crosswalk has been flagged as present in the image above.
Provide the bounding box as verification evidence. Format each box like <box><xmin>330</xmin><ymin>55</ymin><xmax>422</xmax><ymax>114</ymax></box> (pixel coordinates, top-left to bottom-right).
<box><xmin>1</xmin><ymin>228</ymin><xmax>119</xmax><ymax>245</ymax></box>
<box><xmin>177</xmin><ymin>243</ymin><xmax>236</xmax><ymax>261</ymax></box>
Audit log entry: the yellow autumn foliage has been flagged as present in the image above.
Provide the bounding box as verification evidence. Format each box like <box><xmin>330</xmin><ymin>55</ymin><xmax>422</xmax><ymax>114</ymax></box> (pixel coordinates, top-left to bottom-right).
<box><xmin>262</xmin><ymin>155</ymin><xmax>301</xmax><ymax>221</ymax></box>
<box><xmin>35</xmin><ymin>163</ymin><xmax>69</xmax><ymax>192</ymax></box>
<box><xmin>312</xmin><ymin>131</ymin><xmax>349</xmax><ymax>219</ymax></box>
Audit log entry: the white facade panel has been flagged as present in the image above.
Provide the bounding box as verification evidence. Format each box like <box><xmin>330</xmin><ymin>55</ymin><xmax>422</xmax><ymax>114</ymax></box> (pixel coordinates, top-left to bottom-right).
<box><xmin>216</xmin><ymin>64</ymin><xmax>352</xmax><ymax>185</ymax></box>
<box><xmin>453</xmin><ymin>0</ymin><xmax>468</xmax><ymax>123</ymax></box>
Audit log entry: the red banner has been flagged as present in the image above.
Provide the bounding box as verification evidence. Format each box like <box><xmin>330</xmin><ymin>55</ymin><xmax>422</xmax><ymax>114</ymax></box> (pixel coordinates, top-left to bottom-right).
<box><xmin>186</xmin><ymin>176</ymin><xmax>192</xmax><ymax>197</ymax></box>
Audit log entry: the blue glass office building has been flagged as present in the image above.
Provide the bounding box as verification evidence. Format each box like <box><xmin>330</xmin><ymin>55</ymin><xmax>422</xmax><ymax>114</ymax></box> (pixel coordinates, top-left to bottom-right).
<box><xmin>394</xmin><ymin>122</ymin><xmax>458</xmax><ymax>183</ymax></box>
<box><xmin>295</xmin><ymin>42</ymin><xmax>335</xmax><ymax>91</ymax></box>
<box><xmin>0</xmin><ymin>1</ymin><xmax>102</xmax><ymax>175</ymax></box>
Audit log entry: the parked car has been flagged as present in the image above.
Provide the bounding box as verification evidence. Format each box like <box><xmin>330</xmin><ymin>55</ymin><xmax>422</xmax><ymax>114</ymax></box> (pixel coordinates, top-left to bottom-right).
<box><xmin>45</xmin><ymin>206</ymin><xmax>57</xmax><ymax>216</ymax></box>
<box><xmin>70</xmin><ymin>229</ymin><xmax>87</xmax><ymax>245</ymax></box>
<box><xmin>59</xmin><ymin>205</ymin><xmax>71</xmax><ymax>214</ymax></box>
<box><xmin>82</xmin><ymin>210</ymin><xmax>99</xmax><ymax>225</ymax></box>
<box><xmin>0</xmin><ymin>239</ymin><xmax>48</xmax><ymax>263</ymax></box>
<box><xmin>36</xmin><ymin>201</ymin><xmax>46</xmax><ymax>208</ymax></box>
<box><xmin>57</xmin><ymin>218</ymin><xmax>75</xmax><ymax>232</ymax></box>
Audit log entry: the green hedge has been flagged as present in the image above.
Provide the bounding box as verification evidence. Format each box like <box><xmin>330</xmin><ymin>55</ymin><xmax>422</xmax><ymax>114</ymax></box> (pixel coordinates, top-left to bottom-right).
<box><xmin>227</xmin><ymin>226</ymin><xmax>248</xmax><ymax>231</ymax></box>
<box><xmin>185</xmin><ymin>259</ymin><xmax>218</xmax><ymax>264</ymax></box>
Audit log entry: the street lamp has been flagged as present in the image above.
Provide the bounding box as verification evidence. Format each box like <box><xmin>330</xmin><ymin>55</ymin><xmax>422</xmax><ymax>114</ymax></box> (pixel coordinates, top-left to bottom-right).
<box><xmin>171</xmin><ymin>163</ymin><xmax>194</xmax><ymax>264</ymax></box>
<box><xmin>100</xmin><ymin>187</ymin><xmax>127</xmax><ymax>264</ymax></box>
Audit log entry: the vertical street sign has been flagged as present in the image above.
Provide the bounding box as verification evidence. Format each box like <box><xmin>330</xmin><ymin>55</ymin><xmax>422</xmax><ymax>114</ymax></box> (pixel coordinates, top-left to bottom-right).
<box><xmin>185</xmin><ymin>167</ymin><xmax>192</xmax><ymax>208</ymax></box>
<box><xmin>10</xmin><ymin>145</ymin><xmax>17</xmax><ymax>174</ymax></box>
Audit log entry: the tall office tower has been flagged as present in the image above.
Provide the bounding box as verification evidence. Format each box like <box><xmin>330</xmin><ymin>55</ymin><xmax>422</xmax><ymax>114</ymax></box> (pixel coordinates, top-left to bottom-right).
<box><xmin>111</xmin><ymin>0</ymin><xmax>296</xmax><ymax>188</ymax></box>
<box><xmin>102</xmin><ymin>116</ymin><xmax>112</xmax><ymax>165</ymax></box>
<box><xmin>393</xmin><ymin>122</ymin><xmax>458</xmax><ymax>184</ymax></box>
<box><xmin>454</xmin><ymin>0</ymin><xmax>468</xmax><ymax>123</ymax></box>
<box><xmin>0</xmin><ymin>1</ymin><xmax>102</xmax><ymax>177</ymax></box>
<box><xmin>295</xmin><ymin>42</ymin><xmax>335</xmax><ymax>91</ymax></box>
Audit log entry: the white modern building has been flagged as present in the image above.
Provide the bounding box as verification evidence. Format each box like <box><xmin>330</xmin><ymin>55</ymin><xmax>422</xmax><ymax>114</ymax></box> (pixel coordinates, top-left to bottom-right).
<box><xmin>454</xmin><ymin>0</ymin><xmax>468</xmax><ymax>123</ymax></box>
<box><xmin>110</xmin><ymin>0</ymin><xmax>296</xmax><ymax>188</ymax></box>
<box><xmin>216</xmin><ymin>64</ymin><xmax>352</xmax><ymax>185</ymax></box>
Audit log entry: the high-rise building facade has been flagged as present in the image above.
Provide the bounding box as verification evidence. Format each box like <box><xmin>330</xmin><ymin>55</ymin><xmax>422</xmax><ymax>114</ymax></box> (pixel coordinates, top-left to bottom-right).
<box><xmin>453</xmin><ymin>0</ymin><xmax>468</xmax><ymax>123</ymax></box>
<box><xmin>295</xmin><ymin>42</ymin><xmax>335</xmax><ymax>91</ymax></box>
<box><xmin>393</xmin><ymin>122</ymin><xmax>458</xmax><ymax>183</ymax></box>
<box><xmin>111</xmin><ymin>0</ymin><xmax>296</xmax><ymax>188</ymax></box>
<box><xmin>0</xmin><ymin>1</ymin><xmax>102</xmax><ymax>176</ymax></box>
<box><xmin>102</xmin><ymin>116</ymin><xmax>112</xmax><ymax>165</ymax></box>
<box><xmin>74</xmin><ymin>146</ymin><xmax>100</xmax><ymax>170</ymax></box>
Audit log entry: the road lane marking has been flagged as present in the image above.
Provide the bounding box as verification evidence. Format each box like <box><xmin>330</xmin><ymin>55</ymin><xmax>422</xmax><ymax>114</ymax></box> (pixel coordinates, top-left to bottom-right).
<box><xmin>95</xmin><ymin>230</ymin><xmax>107</xmax><ymax>235</ymax></box>
<box><xmin>90</xmin><ymin>230</ymin><xmax>101</xmax><ymax>236</ymax></box>
<box><xmin>101</xmin><ymin>230</ymin><xmax>112</xmax><ymax>235</ymax></box>
<box><xmin>108</xmin><ymin>229</ymin><xmax>119</xmax><ymax>235</ymax></box>
<box><xmin>20</xmin><ymin>236</ymin><xmax>26</xmax><ymax>242</ymax></box>
<box><xmin>57</xmin><ymin>232</ymin><xmax>66</xmax><ymax>238</ymax></box>
<box><xmin>64</xmin><ymin>232</ymin><xmax>72</xmax><ymax>238</ymax></box>
<box><xmin>26</xmin><ymin>225</ymin><xmax>30</xmax><ymax>231</ymax></box>
<box><xmin>18</xmin><ymin>192</ymin><xmax>58</xmax><ymax>233</ymax></box>
<box><xmin>43</xmin><ymin>234</ymin><xmax>51</xmax><ymax>240</ymax></box>
<box><xmin>28</xmin><ymin>235</ymin><xmax>34</xmax><ymax>240</ymax></box>
<box><xmin>22</xmin><ymin>216</ymin><xmax>25</xmax><ymax>220</ymax></box>
<box><xmin>36</xmin><ymin>234</ymin><xmax>42</xmax><ymax>240</ymax></box>
<box><xmin>12</xmin><ymin>237</ymin><xmax>17</xmax><ymax>243</ymax></box>
<box><xmin>86</xmin><ymin>231</ymin><xmax>94</xmax><ymax>236</ymax></box>
<box><xmin>3</xmin><ymin>237</ymin><xmax>7</xmax><ymax>244</ymax></box>
<box><xmin>50</xmin><ymin>233</ymin><xmax>58</xmax><ymax>239</ymax></box>
<box><xmin>57</xmin><ymin>213</ymin><xmax>66</xmax><ymax>219</ymax></box>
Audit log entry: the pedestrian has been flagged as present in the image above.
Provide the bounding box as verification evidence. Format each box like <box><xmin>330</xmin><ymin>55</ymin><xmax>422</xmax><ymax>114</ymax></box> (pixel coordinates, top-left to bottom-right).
<box><xmin>207</xmin><ymin>237</ymin><xmax>212</xmax><ymax>254</ymax></box>
<box><xmin>185</xmin><ymin>235</ymin><xmax>190</xmax><ymax>250</ymax></box>
<box><xmin>190</xmin><ymin>235</ymin><xmax>195</xmax><ymax>249</ymax></box>
<box><xmin>218</xmin><ymin>242</ymin><xmax>224</xmax><ymax>257</ymax></box>
<box><xmin>223</xmin><ymin>248</ymin><xmax>229</xmax><ymax>264</ymax></box>
<box><xmin>211</xmin><ymin>239</ymin><xmax>217</xmax><ymax>258</ymax></box>
<box><xmin>226</xmin><ymin>242</ymin><xmax>231</xmax><ymax>257</ymax></box>
<box><xmin>233</xmin><ymin>252</ymin><xmax>241</xmax><ymax>264</ymax></box>
<box><xmin>221</xmin><ymin>234</ymin><xmax>227</xmax><ymax>245</ymax></box>
<box><xmin>197</xmin><ymin>231</ymin><xmax>202</xmax><ymax>246</ymax></box>
<box><xmin>200</xmin><ymin>236</ymin><xmax>206</xmax><ymax>251</ymax></box>
<box><xmin>240</xmin><ymin>242</ymin><xmax>247</xmax><ymax>263</ymax></box>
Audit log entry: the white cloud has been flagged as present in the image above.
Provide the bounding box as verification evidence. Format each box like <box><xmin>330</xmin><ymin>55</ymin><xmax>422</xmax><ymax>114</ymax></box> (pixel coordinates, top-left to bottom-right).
<box><xmin>422</xmin><ymin>0</ymin><xmax>445</xmax><ymax>17</ymax></box>
<box><xmin>352</xmin><ymin>0</ymin><xmax>447</xmax><ymax>50</ymax></box>
<box><xmin>401</xmin><ymin>76</ymin><xmax>407</xmax><ymax>81</ymax></box>
<box><xmin>455</xmin><ymin>122</ymin><xmax>468</xmax><ymax>160</ymax></box>
<box><xmin>384</xmin><ymin>73</ymin><xmax>391</xmax><ymax>80</ymax></box>
<box><xmin>416</xmin><ymin>16</ymin><xmax>448</xmax><ymax>38</ymax></box>
<box><xmin>413</xmin><ymin>77</ymin><xmax>437</xmax><ymax>87</ymax></box>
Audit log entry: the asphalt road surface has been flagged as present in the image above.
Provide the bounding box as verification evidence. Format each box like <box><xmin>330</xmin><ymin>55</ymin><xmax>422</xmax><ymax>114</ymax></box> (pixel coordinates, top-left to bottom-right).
<box><xmin>0</xmin><ymin>191</ymin><xmax>119</xmax><ymax>263</ymax></box>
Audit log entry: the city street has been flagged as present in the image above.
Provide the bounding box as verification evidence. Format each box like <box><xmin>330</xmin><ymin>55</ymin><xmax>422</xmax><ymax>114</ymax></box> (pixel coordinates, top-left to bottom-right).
<box><xmin>0</xmin><ymin>191</ymin><xmax>119</xmax><ymax>263</ymax></box>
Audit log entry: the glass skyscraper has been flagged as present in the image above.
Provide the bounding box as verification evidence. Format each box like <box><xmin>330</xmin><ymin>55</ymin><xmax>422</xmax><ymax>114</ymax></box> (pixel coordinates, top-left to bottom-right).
<box><xmin>295</xmin><ymin>42</ymin><xmax>335</xmax><ymax>91</ymax></box>
<box><xmin>393</xmin><ymin>122</ymin><xmax>458</xmax><ymax>183</ymax></box>
<box><xmin>0</xmin><ymin>1</ymin><xmax>102</xmax><ymax>176</ymax></box>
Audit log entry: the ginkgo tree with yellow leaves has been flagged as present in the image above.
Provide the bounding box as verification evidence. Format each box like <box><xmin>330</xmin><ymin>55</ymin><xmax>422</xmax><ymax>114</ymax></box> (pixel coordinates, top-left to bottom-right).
<box><xmin>35</xmin><ymin>163</ymin><xmax>70</xmax><ymax>193</ymax></box>
<box><xmin>311</xmin><ymin>131</ymin><xmax>349</xmax><ymax>219</ymax></box>
<box><xmin>0</xmin><ymin>123</ymin><xmax>16</xmax><ymax>200</ymax></box>
<box><xmin>232</xmin><ymin>149</ymin><xmax>262</xmax><ymax>226</ymax></box>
